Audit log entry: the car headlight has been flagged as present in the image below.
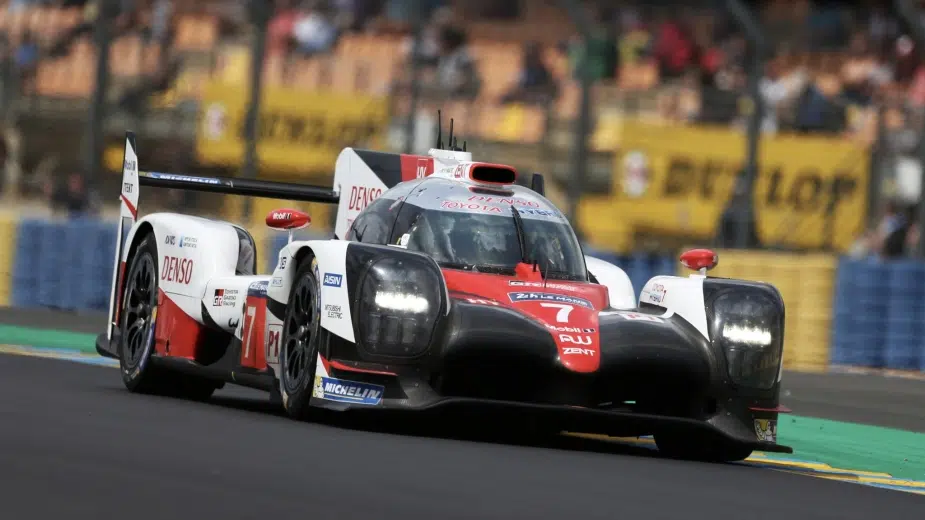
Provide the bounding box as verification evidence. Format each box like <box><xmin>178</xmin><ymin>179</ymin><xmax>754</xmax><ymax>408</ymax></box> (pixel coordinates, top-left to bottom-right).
<box><xmin>357</xmin><ymin>255</ymin><xmax>443</xmax><ymax>358</ymax></box>
<box><xmin>710</xmin><ymin>290</ymin><xmax>783</xmax><ymax>390</ymax></box>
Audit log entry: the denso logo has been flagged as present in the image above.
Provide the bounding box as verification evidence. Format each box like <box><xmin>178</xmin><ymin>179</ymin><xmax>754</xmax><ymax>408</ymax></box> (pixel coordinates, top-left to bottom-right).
<box><xmin>161</xmin><ymin>256</ymin><xmax>193</xmax><ymax>284</ymax></box>
<box><xmin>546</xmin><ymin>325</ymin><xmax>595</xmax><ymax>333</ymax></box>
<box><xmin>348</xmin><ymin>186</ymin><xmax>383</xmax><ymax>211</ymax></box>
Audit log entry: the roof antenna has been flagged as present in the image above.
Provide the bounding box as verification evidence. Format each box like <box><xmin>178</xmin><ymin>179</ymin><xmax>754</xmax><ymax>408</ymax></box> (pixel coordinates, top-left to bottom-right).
<box><xmin>448</xmin><ymin>118</ymin><xmax>455</xmax><ymax>152</ymax></box>
<box><xmin>436</xmin><ymin>109</ymin><xmax>443</xmax><ymax>149</ymax></box>
<box><xmin>462</xmin><ymin>140</ymin><xmax>467</xmax><ymax>152</ymax></box>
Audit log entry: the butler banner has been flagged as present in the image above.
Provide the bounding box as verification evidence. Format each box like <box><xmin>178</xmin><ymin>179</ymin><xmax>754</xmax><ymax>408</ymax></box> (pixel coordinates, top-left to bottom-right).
<box><xmin>579</xmin><ymin>120</ymin><xmax>870</xmax><ymax>252</ymax></box>
<box><xmin>194</xmin><ymin>81</ymin><xmax>390</xmax><ymax>175</ymax></box>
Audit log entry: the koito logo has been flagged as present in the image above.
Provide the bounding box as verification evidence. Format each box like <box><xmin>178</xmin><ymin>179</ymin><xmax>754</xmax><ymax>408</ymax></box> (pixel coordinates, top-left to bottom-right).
<box><xmin>161</xmin><ymin>256</ymin><xmax>193</xmax><ymax>284</ymax></box>
<box><xmin>348</xmin><ymin>186</ymin><xmax>383</xmax><ymax>211</ymax></box>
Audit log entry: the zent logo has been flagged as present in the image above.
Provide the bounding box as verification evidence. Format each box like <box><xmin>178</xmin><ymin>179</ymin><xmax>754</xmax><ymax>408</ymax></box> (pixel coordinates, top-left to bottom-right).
<box><xmin>348</xmin><ymin>186</ymin><xmax>383</xmax><ymax>211</ymax></box>
<box><xmin>323</xmin><ymin>273</ymin><xmax>343</xmax><ymax>287</ymax></box>
<box><xmin>280</xmin><ymin>257</ymin><xmax>287</xmax><ymax>269</ymax></box>
<box><xmin>563</xmin><ymin>347</ymin><xmax>595</xmax><ymax>356</ymax></box>
<box><xmin>161</xmin><ymin>256</ymin><xmax>193</xmax><ymax>284</ymax></box>
<box><xmin>123</xmin><ymin>183</ymin><xmax>133</xmax><ymax>193</ymax></box>
<box><xmin>559</xmin><ymin>334</ymin><xmax>592</xmax><ymax>345</ymax></box>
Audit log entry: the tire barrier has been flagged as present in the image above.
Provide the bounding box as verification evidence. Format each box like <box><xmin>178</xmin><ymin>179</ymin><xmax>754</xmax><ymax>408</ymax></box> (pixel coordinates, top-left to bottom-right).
<box><xmin>831</xmin><ymin>258</ymin><xmax>925</xmax><ymax>371</ymax></box>
<box><xmin>2</xmin><ymin>217</ymin><xmax>923</xmax><ymax>373</ymax></box>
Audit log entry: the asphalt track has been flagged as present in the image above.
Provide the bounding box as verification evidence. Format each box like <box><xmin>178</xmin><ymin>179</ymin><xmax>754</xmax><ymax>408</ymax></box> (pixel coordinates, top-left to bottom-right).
<box><xmin>2</xmin><ymin>353</ymin><xmax>924</xmax><ymax>520</ymax></box>
<box><xmin>4</xmin><ymin>307</ymin><xmax>925</xmax><ymax>432</ymax></box>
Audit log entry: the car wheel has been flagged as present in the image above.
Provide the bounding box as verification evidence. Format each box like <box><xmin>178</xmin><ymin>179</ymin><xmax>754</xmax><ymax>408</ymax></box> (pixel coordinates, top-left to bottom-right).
<box><xmin>119</xmin><ymin>234</ymin><xmax>217</xmax><ymax>401</ymax></box>
<box><xmin>119</xmin><ymin>235</ymin><xmax>168</xmax><ymax>394</ymax></box>
<box><xmin>278</xmin><ymin>258</ymin><xmax>322</xmax><ymax>421</ymax></box>
<box><xmin>654</xmin><ymin>432</ymin><xmax>753</xmax><ymax>463</ymax></box>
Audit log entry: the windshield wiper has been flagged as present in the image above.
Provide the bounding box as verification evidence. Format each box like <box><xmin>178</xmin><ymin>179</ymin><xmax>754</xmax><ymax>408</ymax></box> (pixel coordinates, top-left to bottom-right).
<box><xmin>510</xmin><ymin>206</ymin><xmax>549</xmax><ymax>283</ymax></box>
<box><xmin>510</xmin><ymin>205</ymin><xmax>528</xmax><ymax>264</ymax></box>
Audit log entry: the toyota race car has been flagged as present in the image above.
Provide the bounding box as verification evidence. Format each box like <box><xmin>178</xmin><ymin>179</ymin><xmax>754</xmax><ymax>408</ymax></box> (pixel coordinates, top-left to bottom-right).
<box><xmin>96</xmin><ymin>120</ymin><xmax>792</xmax><ymax>462</ymax></box>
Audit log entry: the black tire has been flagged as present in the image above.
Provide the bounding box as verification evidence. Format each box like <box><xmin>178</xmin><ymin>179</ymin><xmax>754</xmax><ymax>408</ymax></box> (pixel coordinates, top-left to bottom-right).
<box><xmin>278</xmin><ymin>257</ymin><xmax>323</xmax><ymax>420</ymax></box>
<box><xmin>654</xmin><ymin>432</ymin><xmax>753</xmax><ymax>463</ymax></box>
<box><xmin>118</xmin><ymin>234</ymin><xmax>217</xmax><ymax>401</ymax></box>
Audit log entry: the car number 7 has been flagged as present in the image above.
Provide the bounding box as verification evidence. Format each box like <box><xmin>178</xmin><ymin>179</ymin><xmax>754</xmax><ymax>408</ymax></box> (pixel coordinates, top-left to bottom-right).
<box><xmin>540</xmin><ymin>303</ymin><xmax>573</xmax><ymax>323</ymax></box>
<box><xmin>242</xmin><ymin>306</ymin><xmax>257</xmax><ymax>359</ymax></box>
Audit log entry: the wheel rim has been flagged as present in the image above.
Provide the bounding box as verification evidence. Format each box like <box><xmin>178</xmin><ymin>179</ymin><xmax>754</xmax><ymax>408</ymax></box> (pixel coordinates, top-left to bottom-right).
<box><xmin>122</xmin><ymin>254</ymin><xmax>157</xmax><ymax>369</ymax></box>
<box><xmin>282</xmin><ymin>274</ymin><xmax>316</xmax><ymax>393</ymax></box>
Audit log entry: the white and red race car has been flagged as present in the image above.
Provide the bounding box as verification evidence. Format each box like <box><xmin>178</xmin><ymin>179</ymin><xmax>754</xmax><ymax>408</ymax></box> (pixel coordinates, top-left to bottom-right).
<box><xmin>95</xmin><ymin>123</ymin><xmax>791</xmax><ymax>462</ymax></box>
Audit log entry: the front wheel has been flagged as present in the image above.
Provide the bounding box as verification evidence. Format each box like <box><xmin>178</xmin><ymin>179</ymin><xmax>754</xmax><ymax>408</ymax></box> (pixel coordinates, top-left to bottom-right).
<box><xmin>278</xmin><ymin>258</ymin><xmax>323</xmax><ymax>420</ymax></box>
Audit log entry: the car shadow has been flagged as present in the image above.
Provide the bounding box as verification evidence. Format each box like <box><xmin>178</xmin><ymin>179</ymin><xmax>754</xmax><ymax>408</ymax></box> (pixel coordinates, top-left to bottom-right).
<box><xmin>97</xmin><ymin>385</ymin><xmax>755</xmax><ymax>467</ymax></box>
<box><xmin>202</xmin><ymin>392</ymin><xmax>675</xmax><ymax>462</ymax></box>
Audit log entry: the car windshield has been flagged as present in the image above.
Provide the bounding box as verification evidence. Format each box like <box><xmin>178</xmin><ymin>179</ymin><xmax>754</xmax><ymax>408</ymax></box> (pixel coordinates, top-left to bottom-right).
<box><xmin>402</xmin><ymin>207</ymin><xmax>587</xmax><ymax>281</ymax></box>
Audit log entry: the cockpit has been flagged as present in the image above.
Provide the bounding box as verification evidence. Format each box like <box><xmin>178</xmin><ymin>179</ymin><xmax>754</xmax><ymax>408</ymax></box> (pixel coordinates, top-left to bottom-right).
<box><xmin>396</xmin><ymin>185</ymin><xmax>588</xmax><ymax>281</ymax></box>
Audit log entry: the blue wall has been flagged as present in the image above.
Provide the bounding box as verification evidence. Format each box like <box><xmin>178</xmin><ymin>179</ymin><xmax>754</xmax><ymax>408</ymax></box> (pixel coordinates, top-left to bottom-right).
<box><xmin>6</xmin><ymin>218</ymin><xmax>925</xmax><ymax>373</ymax></box>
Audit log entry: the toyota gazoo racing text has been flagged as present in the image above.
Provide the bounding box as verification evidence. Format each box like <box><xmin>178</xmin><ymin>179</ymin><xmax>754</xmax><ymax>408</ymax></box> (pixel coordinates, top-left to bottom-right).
<box><xmin>96</xmin><ymin>122</ymin><xmax>792</xmax><ymax>462</ymax></box>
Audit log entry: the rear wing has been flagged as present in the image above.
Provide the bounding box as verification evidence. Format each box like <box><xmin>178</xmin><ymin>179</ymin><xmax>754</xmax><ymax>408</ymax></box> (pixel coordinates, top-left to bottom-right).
<box><xmin>106</xmin><ymin>131</ymin><xmax>340</xmax><ymax>340</ymax></box>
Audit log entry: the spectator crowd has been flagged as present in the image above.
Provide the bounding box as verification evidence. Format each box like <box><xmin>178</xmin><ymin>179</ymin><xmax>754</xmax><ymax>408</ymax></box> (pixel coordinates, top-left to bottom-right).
<box><xmin>1</xmin><ymin>0</ymin><xmax>925</xmax><ymax>259</ymax></box>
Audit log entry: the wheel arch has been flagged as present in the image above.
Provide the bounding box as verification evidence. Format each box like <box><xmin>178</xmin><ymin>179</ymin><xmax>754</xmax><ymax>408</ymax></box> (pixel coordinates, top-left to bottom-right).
<box><xmin>124</xmin><ymin>222</ymin><xmax>155</xmax><ymax>277</ymax></box>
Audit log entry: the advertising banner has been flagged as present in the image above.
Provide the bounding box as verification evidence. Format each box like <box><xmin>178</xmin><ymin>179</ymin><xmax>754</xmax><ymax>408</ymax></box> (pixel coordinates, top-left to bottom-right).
<box><xmin>195</xmin><ymin>81</ymin><xmax>390</xmax><ymax>175</ymax></box>
<box><xmin>580</xmin><ymin>121</ymin><xmax>869</xmax><ymax>251</ymax></box>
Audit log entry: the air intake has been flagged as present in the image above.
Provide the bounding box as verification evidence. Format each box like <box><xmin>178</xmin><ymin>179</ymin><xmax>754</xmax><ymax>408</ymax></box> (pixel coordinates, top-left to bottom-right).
<box><xmin>470</xmin><ymin>165</ymin><xmax>517</xmax><ymax>185</ymax></box>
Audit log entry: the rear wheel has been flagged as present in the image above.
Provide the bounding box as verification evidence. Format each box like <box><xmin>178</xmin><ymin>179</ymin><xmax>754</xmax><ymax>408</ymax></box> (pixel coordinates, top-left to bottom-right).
<box><xmin>654</xmin><ymin>432</ymin><xmax>753</xmax><ymax>463</ymax></box>
<box><xmin>119</xmin><ymin>234</ymin><xmax>217</xmax><ymax>401</ymax></box>
<box><xmin>278</xmin><ymin>258</ymin><xmax>322</xmax><ymax>420</ymax></box>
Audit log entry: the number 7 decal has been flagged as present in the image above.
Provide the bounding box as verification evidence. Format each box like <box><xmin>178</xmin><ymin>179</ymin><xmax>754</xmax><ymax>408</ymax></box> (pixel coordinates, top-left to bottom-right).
<box><xmin>540</xmin><ymin>302</ymin><xmax>573</xmax><ymax>323</ymax></box>
<box><xmin>242</xmin><ymin>306</ymin><xmax>257</xmax><ymax>359</ymax></box>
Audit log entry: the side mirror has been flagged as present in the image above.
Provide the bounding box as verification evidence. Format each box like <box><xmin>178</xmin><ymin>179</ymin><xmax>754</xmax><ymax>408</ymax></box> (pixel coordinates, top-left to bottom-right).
<box><xmin>266</xmin><ymin>208</ymin><xmax>311</xmax><ymax>244</ymax></box>
<box><xmin>680</xmin><ymin>248</ymin><xmax>718</xmax><ymax>276</ymax></box>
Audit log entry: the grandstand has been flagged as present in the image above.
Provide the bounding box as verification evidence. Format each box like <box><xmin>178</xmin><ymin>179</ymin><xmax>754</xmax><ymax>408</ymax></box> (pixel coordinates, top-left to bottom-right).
<box><xmin>0</xmin><ymin>0</ymin><xmax>919</xmax><ymax>248</ymax></box>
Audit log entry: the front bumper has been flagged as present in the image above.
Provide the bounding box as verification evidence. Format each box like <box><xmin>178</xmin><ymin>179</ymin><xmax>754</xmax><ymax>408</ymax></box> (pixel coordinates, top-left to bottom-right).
<box><xmin>314</xmin><ymin>394</ymin><xmax>792</xmax><ymax>454</ymax></box>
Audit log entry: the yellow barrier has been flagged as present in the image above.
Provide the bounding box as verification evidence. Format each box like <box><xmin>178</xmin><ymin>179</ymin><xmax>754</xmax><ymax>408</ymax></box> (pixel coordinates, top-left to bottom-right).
<box><xmin>694</xmin><ymin>250</ymin><xmax>837</xmax><ymax>373</ymax></box>
<box><xmin>581</xmin><ymin>120</ymin><xmax>870</xmax><ymax>253</ymax></box>
<box><xmin>0</xmin><ymin>216</ymin><xmax>16</xmax><ymax>306</ymax></box>
<box><xmin>195</xmin><ymin>81</ymin><xmax>390</xmax><ymax>175</ymax></box>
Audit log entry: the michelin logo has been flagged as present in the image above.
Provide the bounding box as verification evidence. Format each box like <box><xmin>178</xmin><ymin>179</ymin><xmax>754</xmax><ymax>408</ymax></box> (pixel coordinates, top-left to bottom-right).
<box><xmin>147</xmin><ymin>172</ymin><xmax>221</xmax><ymax>185</ymax></box>
<box><xmin>508</xmin><ymin>292</ymin><xmax>593</xmax><ymax>309</ymax></box>
<box><xmin>312</xmin><ymin>376</ymin><xmax>383</xmax><ymax>405</ymax></box>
